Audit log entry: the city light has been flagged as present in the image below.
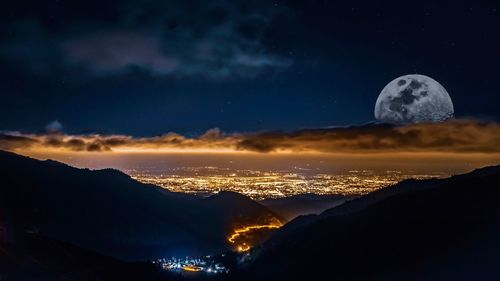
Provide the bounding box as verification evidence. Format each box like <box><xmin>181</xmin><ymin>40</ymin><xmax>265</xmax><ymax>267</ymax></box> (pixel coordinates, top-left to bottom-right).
<box><xmin>153</xmin><ymin>256</ymin><xmax>229</xmax><ymax>275</ymax></box>
<box><xmin>131</xmin><ymin>168</ymin><xmax>445</xmax><ymax>200</ymax></box>
<box><xmin>182</xmin><ymin>265</ymin><xmax>202</xmax><ymax>272</ymax></box>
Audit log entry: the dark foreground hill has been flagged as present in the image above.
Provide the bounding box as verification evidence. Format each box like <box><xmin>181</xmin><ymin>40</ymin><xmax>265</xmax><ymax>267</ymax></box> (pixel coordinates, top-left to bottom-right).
<box><xmin>0</xmin><ymin>233</ymin><xmax>168</xmax><ymax>281</ymax></box>
<box><xmin>234</xmin><ymin>165</ymin><xmax>500</xmax><ymax>281</ymax></box>
<box><xmin>0</xmin><ymin>150</ymin><xmax>282</xmax><ymax>261</ymax></box>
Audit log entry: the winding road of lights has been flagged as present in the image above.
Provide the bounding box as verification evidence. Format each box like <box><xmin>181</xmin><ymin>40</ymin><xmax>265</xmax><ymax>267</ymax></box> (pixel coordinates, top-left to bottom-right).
<box><xmin>227</xmin><ymin>223</ymin><xmax>283</xmax><ymax>252</ymax></box>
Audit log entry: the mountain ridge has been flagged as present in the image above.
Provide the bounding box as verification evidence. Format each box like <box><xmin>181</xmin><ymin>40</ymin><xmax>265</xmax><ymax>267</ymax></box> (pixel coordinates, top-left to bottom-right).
<box><xmin>238</xmin><ymin>165</ymin><xmax>500</xmax><ymax>281</ymax></box>
<box><xmin>0</xmin><ymin>150</ymin><xmax>280</xmax><ymax>261</ymax></box>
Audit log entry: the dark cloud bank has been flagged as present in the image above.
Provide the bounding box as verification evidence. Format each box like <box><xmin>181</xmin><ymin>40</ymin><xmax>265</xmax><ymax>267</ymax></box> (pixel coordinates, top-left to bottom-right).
<box><xmin>1</xmin><ymin>120</ymin><xmax>499</xmax><ymax>154</ymax></box>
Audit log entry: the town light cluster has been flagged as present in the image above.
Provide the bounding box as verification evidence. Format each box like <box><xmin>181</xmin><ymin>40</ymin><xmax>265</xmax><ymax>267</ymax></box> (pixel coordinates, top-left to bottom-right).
<box><xmin>153</xmin><ymin>256</ymin><xmax>229</xmax><ymax>274</ymax></box>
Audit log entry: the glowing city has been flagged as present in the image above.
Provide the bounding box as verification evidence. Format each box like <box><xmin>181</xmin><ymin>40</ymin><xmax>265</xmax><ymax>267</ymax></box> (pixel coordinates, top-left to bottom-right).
<box><xmin>130</xmin><ymin>167</ymin><xmax>446</xmax><ymax>199</ymax></box>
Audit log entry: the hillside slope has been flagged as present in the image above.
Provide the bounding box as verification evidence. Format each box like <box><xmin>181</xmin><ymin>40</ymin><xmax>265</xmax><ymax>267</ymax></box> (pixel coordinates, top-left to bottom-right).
<box><xmin>238</xmin><ymin>166</ymin><xmax>500</xmax><ymax>281</ymax></box>
<box><xmin>0</xmin><ymin>150</ymin><xmax>282</xmax><ymax>261</ymax></box>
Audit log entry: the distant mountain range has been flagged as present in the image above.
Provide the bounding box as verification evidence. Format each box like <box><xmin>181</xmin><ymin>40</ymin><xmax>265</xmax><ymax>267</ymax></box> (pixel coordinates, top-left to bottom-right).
<box><xmin>0</xmin><ymin>150</ymin><xmax>282</xmax><ymax>261</ymax></box>
<box><xmin>260</xmin><ymin>194</ymin><xmax>353</xmax><ymax>221</ymax></box>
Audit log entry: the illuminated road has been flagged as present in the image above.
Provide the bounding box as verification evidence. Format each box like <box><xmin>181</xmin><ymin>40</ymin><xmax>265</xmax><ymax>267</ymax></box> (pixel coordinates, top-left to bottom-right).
<box><xmin>228</xmin><ymin>222</ymin><xmax>283</xmax><ymax>252</ymax></box>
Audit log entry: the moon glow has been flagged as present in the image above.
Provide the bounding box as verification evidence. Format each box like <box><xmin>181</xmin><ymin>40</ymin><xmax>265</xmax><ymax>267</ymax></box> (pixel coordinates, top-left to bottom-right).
<box><xmin>374</xmin><ymin>74</ymin><xmax>454</xmax><ymax>124</ymax></box>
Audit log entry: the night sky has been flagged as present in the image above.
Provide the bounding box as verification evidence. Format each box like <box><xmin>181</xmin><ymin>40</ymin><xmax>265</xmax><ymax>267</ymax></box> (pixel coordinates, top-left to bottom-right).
<box><xmin>1</xmin><ymin>0</ymin><xmax>499</xmax><ymax>136</ymax></box>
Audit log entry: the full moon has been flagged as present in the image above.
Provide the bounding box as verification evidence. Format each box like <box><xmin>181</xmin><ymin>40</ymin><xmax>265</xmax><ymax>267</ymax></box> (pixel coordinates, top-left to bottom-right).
<box><xmin>374</xmin><ymin>74</ymin><xmax>454</xmax><ymax>124</ymax></box>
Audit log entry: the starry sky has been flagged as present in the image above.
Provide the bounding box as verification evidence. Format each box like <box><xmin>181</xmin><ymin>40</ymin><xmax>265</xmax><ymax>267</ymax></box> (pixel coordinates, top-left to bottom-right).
<box><xmin>1</xmin><ymin>0</ymin><xmax>499</xmax><ymax>136</ymax></box>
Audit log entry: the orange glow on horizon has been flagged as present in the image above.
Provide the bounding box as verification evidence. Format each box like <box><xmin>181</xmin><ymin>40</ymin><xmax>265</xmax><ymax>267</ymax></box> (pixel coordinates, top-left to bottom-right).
<box><xmin>12</xmin><ymin>146</ymin><xmax>500</xmax><ymax>158</ymax></box>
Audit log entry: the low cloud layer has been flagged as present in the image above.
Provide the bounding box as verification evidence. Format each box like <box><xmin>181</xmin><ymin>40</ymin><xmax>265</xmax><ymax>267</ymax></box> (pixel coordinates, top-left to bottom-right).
<box><xmin>1</xmin><ymin>120</ymin><xmax>499</xmax><ymax>154</ymax></box>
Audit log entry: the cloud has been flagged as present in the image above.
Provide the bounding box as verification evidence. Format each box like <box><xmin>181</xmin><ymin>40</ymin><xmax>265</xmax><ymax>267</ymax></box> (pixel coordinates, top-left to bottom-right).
<box><xmin>1</xmin><ymin>119</ymin><xmax>500</xmax><ymax>154</ymax></box>
<box><xmin>236</xmin><ymin>120</ymin><xmax>500</xmax><ymax>153</ymax></box>
<box><xmin>0</xmin><ymin>133</ymin><xmax>38</xmax><ymax>151</ymax></box>
<box><xmin>63</xmin><ymin>31</ymin><xmax>179</xmax><ymax>75</ymax></box>
<box><xmin>45</xmin><ymin>120</ymin><xmax>63</xmax><ymax>133</ymax></box>
<box><xmin>1</xmin><ymin>1</ymin><xmax>291</xmax><ymax>79</ymax></box>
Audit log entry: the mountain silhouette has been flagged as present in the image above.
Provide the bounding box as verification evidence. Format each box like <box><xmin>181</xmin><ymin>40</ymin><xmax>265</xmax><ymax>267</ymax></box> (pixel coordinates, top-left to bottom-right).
<box><xmin>0</xmin><ymin>232</ymin><xmax>169</xmax><ymax>281</ymax></box>
<box><xmin>0</xmin><ymin>150</ymin><xmax>282</xmax><ymax>261</ymax></box>
<box><xmin>3</xmin><ymin>149</ymin><xmax>500</xmax><ymax>281</ymax></box>
<box><xmin>260</xmin><ymin>194</ymin><xmax>352</xmax><ymax>221</ymax></box>
<box><xmin>236</xmin><ymin>165</ymin><xmax>500</xmax><ymax>281</ymax></box>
